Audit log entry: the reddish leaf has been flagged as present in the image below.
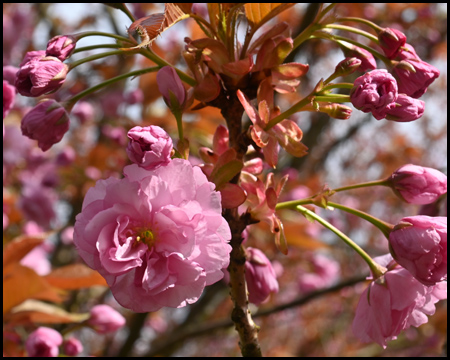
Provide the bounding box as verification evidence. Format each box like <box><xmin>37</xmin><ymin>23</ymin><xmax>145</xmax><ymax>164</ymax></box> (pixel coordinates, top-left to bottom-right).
<box><xmin>219</xmin><ymin>183</ymin><xmax>247</xmax><ymax>209</ymax></box>
<box><xmin>244</xmin><ymin>3</ymin><xmax>296</xmax><ymax>31</ymax></box>
<box><xmin>44</xmin><ymin>264</ymin><xmax>107</xmax><ymax>290</ymax></box>
<box><xmin>3</xmin><ymin>234</ymin><xmax>48</xmax><ymax>268</ymax></box>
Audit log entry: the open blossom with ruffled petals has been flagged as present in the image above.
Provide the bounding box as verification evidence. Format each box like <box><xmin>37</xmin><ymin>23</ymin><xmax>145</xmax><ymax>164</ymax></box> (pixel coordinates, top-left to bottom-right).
<box><xmin>25</xmin><ymin>327</ymin><xmax>63</xmax><ymax>357</ymax></box>
<box><xmin>87</xmin><ymin>305</ymin><xmax>126</xmax><ymax>334</ymax></box>
<box><xmin>388</xmin><ymin>164</ymin><xmax>447</xmax><ymax>204</ymax></box>
<box><xmin>389</xmin><ymin>216</ymin><xmax>447</xmax><ymax>286</ymax></box>
<box><xmin>126</xmin><ymin>125</ymin><xmax>173</xmax><ymax>170</ymax></box>
<box><xmin>385</xmin><ymin>94</ymin><xmax>424</xmax><ymax>122</ymax></box>
<box><xmin>15</xmin><ymin>56</ymin><xmax>69</xmax><ymax>97</ymax></box>
<box><xmin>245</xmin><ymin>247</ymin><xmax>279</xmax><ymax>305</ymax></box>
<box><xmin>74</xmin><ymin>159</ymin><xmax>232</xmax><ymax>312</ymax></box>
<box><xmin>21</xmin><ymin>100</ymin><xmax>70</xmax><ymax>151</ymax></box>
<box><xmin>350</xmin><ymin>70</ymin><xmax>398</xmax><ymax>120</ymax></box>
<box><xmin>352</xmin><ymin>254</ymin><xmax>447</xmax><ymax>348</ymax></box>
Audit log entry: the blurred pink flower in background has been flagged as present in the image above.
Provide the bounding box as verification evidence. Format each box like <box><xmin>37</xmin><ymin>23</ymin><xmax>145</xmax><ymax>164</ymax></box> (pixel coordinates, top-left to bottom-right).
<box><xmin>62</xmin><ymin>337</ymin><xmax>83</xmax><ymax>356</ymax></box>
<box><xmin>74</xmin><ymin>159</ymin><xmax>232</xmax><ymax>312</ymax></box>
<box><xmin>298</xmin><ymin>253</ymin><xmax>340</xmax><ymax>293</ymax></box>
<box><xmin>3</xmin><ymin>80</ymin><xmax>15</xmax><ymax>119</ymax></box>
<box><xmin>25</xmin><ymin>327</ymin><xmax>62</xmax><ymax>357</ymax></box>
<box><xmin>87</xmin><ymin>304</ymin><xmax>126</xmax><ymax>334</ymax></box>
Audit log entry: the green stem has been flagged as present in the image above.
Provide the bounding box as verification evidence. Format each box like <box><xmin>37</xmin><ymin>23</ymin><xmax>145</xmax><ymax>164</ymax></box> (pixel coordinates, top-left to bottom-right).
<box><xmin>314</xmin><ymin>95</ymin><xmax>350</xmax><ymax>103</ymax></box>
<box><xmin>296</xmin><ymin>205</ymin><xmax>386</xmax><ymax>278</ymax></box>
<box><xmin>69</xmin><ymin>49</ymin><xmax>135</xmax><ymax>70</ymax></box>
<box><xmin>327</xmin><ymin>201</ymin><xmax>394</xmax><ymax>239</ymax></box>
<box><xmin>73</xmin><ymin>44</ymin><xmax>122</xmax><ymax>53</ymax></box>
<box><xmin>332</xmin><ymin>178</ymin><xmax>390</xmax><ymax>193</ymax></box>
<box><xmin>75</xmin><ymin>31</ymin><xmax>134</xmax><ymax>44</ymax></box>
<box><xmin>265</xmin><ymin>95</ymin><xmax>312</xmax><ymax>130</ymax></box>
<box><xmin>320</xmin><ymin>83</ymin><xmax>354</xmax><ymax>92</ymax></box>
<box><xmin>66</xmin><ymin>66</ymin><xmax>160</xmax><ymax>108</ymax></box>
<box><xmin>293</xmin><ymin>23</ymin><xmax>321</xmax><ymax>49</ymax></box>
<box><xmin>316</xmin><ymin>3</ymin><xmax>337</xmax><ymax>23</ymax></box>
<box><xmin>276</xmin><ymin>198</ymin><xmax>313</xmax><ymax>210</ymax></box>
<box><xmin>334</xmin><ymin>16</ymin><xmax>383</xmax><ymax>32</ymax></box>
<box><xmin>323</xmin><ymin>24</ymin><xmax>379</xmax><ymax>44</ymax></box>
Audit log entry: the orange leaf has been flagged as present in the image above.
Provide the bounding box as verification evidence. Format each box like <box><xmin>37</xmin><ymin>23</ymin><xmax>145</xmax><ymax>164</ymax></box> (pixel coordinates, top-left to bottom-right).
<box><xmin>244</xmin><ymin>3</ymin><xmax>296</xmax><ymax>31</ymax></box>
<box><xmin>3</xmin><ymin>263</ymin><xmax>63</xmax><ymax>314</ymax></box>
<box><xmin>44</xmin><ymin>264</ymin><xmax>107</xmax><ymax>290</ymax></box>
<box><xmin>124</xmin><ymin>3</ymin><xmax>190</xmax><ymax>50</ymax></box>
<box><xmin>3</xmin><ymin>234</ymin><xmax>48</xmax><ymax>268</ymax></box>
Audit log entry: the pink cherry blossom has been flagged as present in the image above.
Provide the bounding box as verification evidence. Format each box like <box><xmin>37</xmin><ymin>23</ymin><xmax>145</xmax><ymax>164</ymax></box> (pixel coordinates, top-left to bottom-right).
<box><xmin>3</xmin><ymin>80</ymin><xmax>15</xmax><ymax>119</ymax></box>
<box><xmin>46</xmin><ymin>35</ymin><xmax>77</xmax><ymax>61</ymax></box>
<box><xmin>378</xmin><ymin>27</ymin><xmax>407</xmax><ymax>59</ymax></box>
<box><xmin>87</xmin><ymin>305</ymin><xmax>126</xmax><ymax>334</ymax></box>
<box><xmin>389</xmin><ymin>216</ymin><xmax>447</xmax><ymax>286</ymax></box>
<box><xmin>156</xmin><ymin>66</ymin><xmax>186</xmax><ymax>109</ymax></box>
<box><xmin>388</xmin><ymin>164</ymin><xmax>447</xmax><ymax>204</ymax></box>
<box><xmin>74</xmin><ymin>159</ymin><xmax>232</xmax><ymax>312</ymax></box>
<box><xmin>15</xmin><ymin>56</ymin><xmax>69</xmax><ymax>97</ymax></box>
<box><xmin>126</xmin><ymin>125</ymin><xmax>173</xmax><ymax>170</ymax></box>
<box><xmin>352</xmin><ymin>254</ymin><xmax>447</xmax><ymax>348</ymax></box>
<box><xmin>62</xmin><ymin>337</ymin><xmax>83</xmax><ymax>356</ymax></box>
<box><xmin>385</xmin><ymin>94</ymin><xmax>425</xmax><ymax>122</ymax></box>
<box><xmin>25</xmin><ymin>327</ymin><xmax>63</xmax><ymax>357</ymax></box>
<box><xmin>245</xmin><ymin>247</ymin><xmax>279</xmax><ymax>305</ymax></box>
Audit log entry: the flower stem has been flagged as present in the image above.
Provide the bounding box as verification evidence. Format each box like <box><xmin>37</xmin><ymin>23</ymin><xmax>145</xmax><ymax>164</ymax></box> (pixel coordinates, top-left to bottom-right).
<box><xmin>265</xmin><ymin>96</ymin><xmax>312</xmax><ymax>130</ymax></box>
<box><xmin>332</xmin><ymin>178</ymin><xmax>390</xmax><ymax>193</ymax></box>
<box><xmin>314</xmin><ymin>95</ymin><xmax>351</xmax><ymax>103</ymax></box>
<box><xmin>334</xmin><ymin>16</ymin><xmax>383</xmax><ymax>32</ymax></box>
<box><xmin>73</xmin><ymin>44</ymin><xmax>122</xmax><ymax>53</ymax></box>
<box><xmin>327</xmin><ymin>201</ymin><xmax>394</xmax><ymax>239</ymax></box>
<box><xmin>66</xmin><ymin>66</ymin><xmax>160</xmax><ymax>108</ymax></box>
<box><xmin>75</xmin><ymin>31</ymin><xmax>134</xmax><ymax>44</ymax></box>
<box><xmin>295</xmin><ymin>205</ymin><xmax>386</xmax><ymax>278</ymax></box>
<box><xmin>69</xmin><ymin>49</ymin><xmax>135</xmax><ymax>70</ymax></box>
<box><xmin>320</xmin><ymin>82</ymin><xmax>355</xmax><ymax>92</ymax></box>
<box><xmin>323</xmin><ymin>24</ymin><xmax>379</xmax><ymax>43</ymax></box>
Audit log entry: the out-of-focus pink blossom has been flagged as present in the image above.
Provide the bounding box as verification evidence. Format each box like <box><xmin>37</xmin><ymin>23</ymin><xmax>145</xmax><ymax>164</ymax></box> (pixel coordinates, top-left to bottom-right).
<box><xmin>62</xmin><ymin>337</ymin><xmax>83</xmax><ymax>356</ymax></box>
<box><xmin>156</xmin><ymin>66</ymin><xmax>186</xmax><ymax>109</ymax></box>
<box><xmin>15</xmin><ymin>56</ymin><xmax>69</xmax><ymax>97</ymax></box>
<box><xmin>20</xmin><ymin>100</ymin><xmax>70</xmax><ymax>152</ymax></box>
<box><xmin>3</xmin><ymin>66</ymin><xmax>19</xmax><ymax>86</ymax></box>
<box><xmin>385</xmin><ymin>94</ymin><xmax>425</xmax><ymax>122</ymax></box>
<box><xmin>392</xmin><ymin>58</ymin><xmax>440</xmax><ymax>99</ymax></box>
<box><xmin>389</xmin><ymin>216</ymin><xmax>447</xmax><ymax>286</ymax></box>
<box><xmin>71</xmin><ymin>101</ymin><xmax>95</xmax><ymax>124</ymax></box>
<box><xmin>61</xmin><ymin>226</ymin><xmax>74</xmax><ymax>245</ymax></box>
<box><xmin>46</xmin><ymin>35</ymin><xmax>76</xmax><ymax>61</ymax></box>
<box><xmin>388</xmin><ymin>164</ymin><xmax>447</xmax><ymax>204</ymax></box>
<box><xmin>126</xmin><ymin>125</ymin><xmax>173</xmax><ymax>170</ymax></box>
<box><xmin>74</xmin><ymin>159</ymin><xmax>232</xmax><ymax>312</ymax></box>
<box><xmin>378</xmin><ymin>27</ymin><xmax>407</xmax><ymax>59</ymax></box>
<box><xmin>298</xmin><ymin>253</ymin><xmax>340</xmax><ymax>293</ymax></box>
<box><xmin>20</xmin><ymin>244</ymin><xmax>52</xmax><ymax>276</ymax></box>
<box><xmin>25</xmin><ymin>327</ymin><xmax>62</xmax><ymax>357</ymax></box>
<box><xmin>245</xmin><ymin>247</ymin><xmax>279</xmax><ymax>305</ymax></box>
<box><xmin>19</xmin><ymin>185</ymin><xmax>56</xmax><ymax>229</ymax></box>
<box><xmin>350</xmin><ymin>70</ymin><xmax>398</xmax><ymax>120</ymax></box>
<box><xmin>352</xmin><ymin>254</ymin><xmax>446</xmax><ymax>348</ymax></box>
<box><xmin>87</xmin><ymin>305</ymin><xmax>126</xmax><ymax>334</ymax></box>
<box><xmin>3</xmin><ymin>80</ymin><xmax>15</xmax><ymax>118</ymax></box>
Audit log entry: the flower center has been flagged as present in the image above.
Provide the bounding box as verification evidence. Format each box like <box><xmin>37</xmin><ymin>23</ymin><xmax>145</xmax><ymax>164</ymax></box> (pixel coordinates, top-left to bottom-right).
<box><xmin>134</xmin><ymin>228</ymin><xmax>156</xmax><ymax>249</ymax></box>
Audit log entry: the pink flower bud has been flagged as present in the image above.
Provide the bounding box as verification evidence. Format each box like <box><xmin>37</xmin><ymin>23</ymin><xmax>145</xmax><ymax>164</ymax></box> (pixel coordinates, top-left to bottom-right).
<box><xmin>340</xmin><ymin>43</ymin><xmax>377</xmax><ymax>71</ymax></box>
<box><xmin>25</xmin><ymin>327</ymin><xmax>63</xmax><ymax>357</ymax></box>
<box><xmin>126</xmin><ymin>125</ymin><xmax>173</xmax><ymax>170</ymax></box>
<box><xmin>46</xmin><ymin>35</ymin><xmax>77</xmax><ymax>61</ymax></box>
<box><xmin>334</xmin><ymin>57</ymin><xmax>362</xmax><ymax>77</ymax></box>
<box><xmin>19</xmin><ymin>50</ymin><xmax>46</xmax><ymax>67</ymax></box>
<box><xmin>392</xmin><ymin>58</ymin><xmax>440</xmax><ymax>98</ymax></box>
<box><xmin>245</xmin><ymin>247</ymin><xmax>279</xmax><ymax>305</ymax></box>
<box><xmin>21</xmin><ymin>100</ymin><xmax>70</xmax><ymax>151</ymax></box>
<box><xmin>385</xmin><ymin>94</ymin><xmax>425</xmax><ymax>122</ymax></box>
<box><xmin>389</xmin><ymin>216</ymin><xmax>447</xmax><ymax>286</ymax></box>
<box><xmin>87</xmin><ymin>305</ymin><xmax>126</xmax><ymax>334</ymax></box>
<box><xmin>156</xmin><ymin>66</ymin><xmax>186</xmax><ymax>109</ymax></box>
<box><xmin>62</xmin><ymin>337</ymin><xmax>83</xmax><ymax>356</ymax></box>
<box><xmin>378</xmin><ymin>27</ymin><xmax>407</xmax><ymax>59</ymax></box>
<box><xmin>389</xmin><ymin>164</ymin><xmax>447</xmax><ymax>204</ymax></box>
<box><xmin>350</xmin><ymin>70</ymin><xmax>398</xmax><ymax>120</ymax></box>
<box><xmin>318</xmin><ymin>103</ymin><xmax>352</xmax><ymax>120</ymax></box>
<box><xmin>15</xmin><ymin>56</ymin><xmax>69</xmax><ymax>97</ymax></box>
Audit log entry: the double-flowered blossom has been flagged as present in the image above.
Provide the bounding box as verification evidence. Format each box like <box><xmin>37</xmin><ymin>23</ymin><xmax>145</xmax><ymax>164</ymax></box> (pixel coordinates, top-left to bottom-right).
<box><xmin>388</xmin><ymin>164</ymin><xmax>447</xmax><ymax>204</ymax></box>
<box><xmin>21</xmin><ymin>99</ymin><xmax>70</xmax><ymax>151</ymax></box>
<box><xmin>15</xmin><ymin>53</ymin><xmax>69</xmax><ymax>97</ymax></box>
<box><xmin>245</xmin><ymin>247</ymin><xmax>279</xmax><ymax>305</ymax></box>
<box><xmin>25</xmin><ymin>327</ymin><xmax>63</xmax><ymax>357</ymax></box>
<box><xmin>74</xmin><ymin>158</ymin><xmax>232</xmax><ymax>312</ymax></box>
<box><xmin>389</xmin><ymin>216</ymin><xmax>447</xmax><ymax>286</ymax></box>
<box><xmin>126</xmin><ymin>125</ymin><xmax>173</xmax><ymax>170</ymax></box>
<box><xmin>352</xmin><ymin>254</ymin><xmax>447</xmax><ymax>348</ymax></box>
<box><xmin>350</xmin><ymin>70</ymin><xmax>398</xmax><ymax>120</ymax></box>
